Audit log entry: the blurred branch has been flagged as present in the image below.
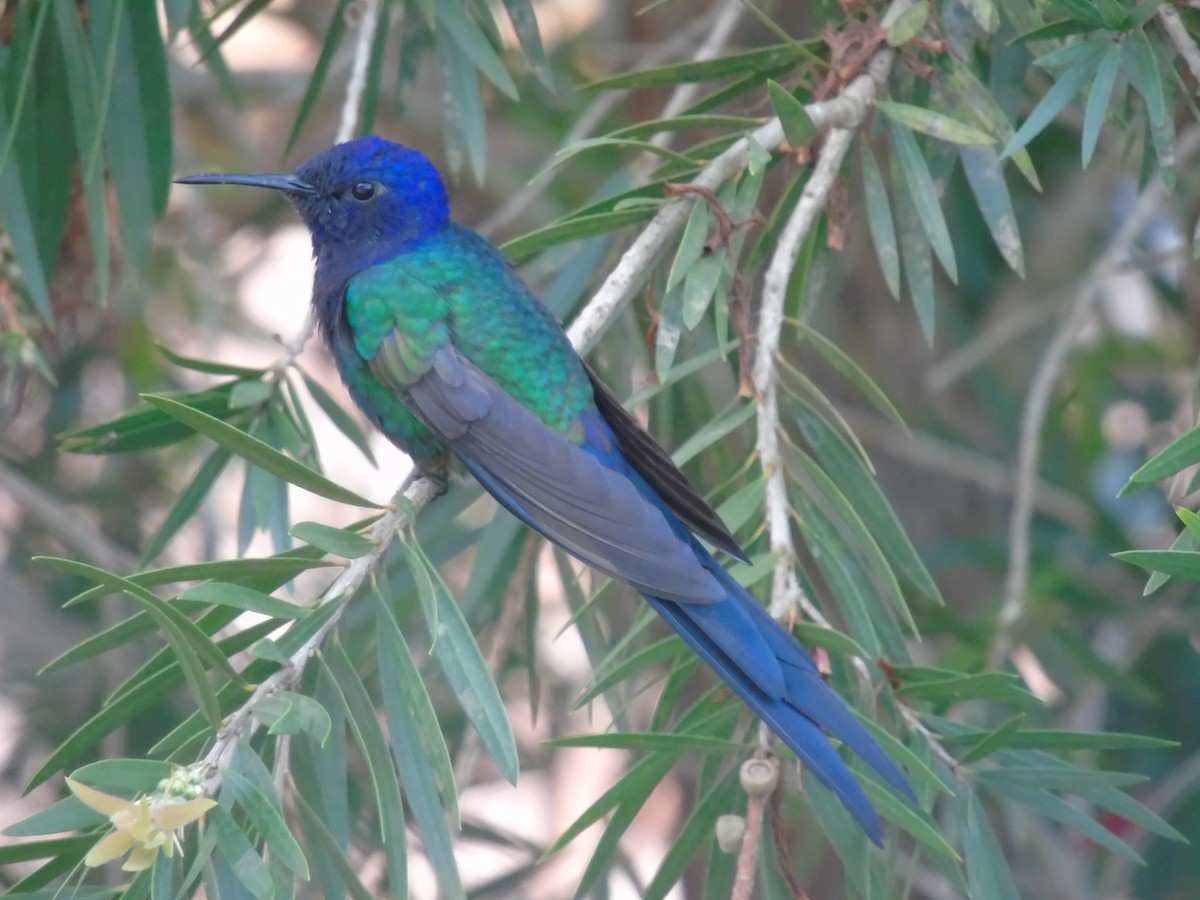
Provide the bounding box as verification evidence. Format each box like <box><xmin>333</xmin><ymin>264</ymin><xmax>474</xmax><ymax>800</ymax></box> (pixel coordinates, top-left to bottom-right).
<box><xmin>993</xmin><ymin>125</ymin><xmax>1200</xmax><ymax>668</ymax></box>
<box><xmin>0</xmin><ymin>461</ymin><xmax>136</xmax><ymax>573</ymax></box>
<box><xmin>839</xmin><ymin>406</ymin><xmax>1095</xmax><ymax>530</ymax></box>
<box><xmin>336</xmin><ymin>0</ymin><xmax>384</xmax><ymax>145</ymax></box>
<box><xmin>1158</xmin><ymin>6</ymin><xmax>1200</xmax><ymax>86</ymax></box>
<box><xmin>479</xmin><ymin>1</ymin><xmax>742</xmax><ymax>239</ymax></box>
<box><xmin>271</xmin><ymin>0</ymin><xmax>386</xmax><ymax>376</ymax></box>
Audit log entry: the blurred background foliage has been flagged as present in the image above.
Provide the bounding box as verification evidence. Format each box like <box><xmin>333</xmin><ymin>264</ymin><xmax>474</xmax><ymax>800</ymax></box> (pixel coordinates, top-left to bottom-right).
<box><xmin>1</xmin><ymin>0</ymin><xmax>1200</xmax><ymax>897</ymax></box>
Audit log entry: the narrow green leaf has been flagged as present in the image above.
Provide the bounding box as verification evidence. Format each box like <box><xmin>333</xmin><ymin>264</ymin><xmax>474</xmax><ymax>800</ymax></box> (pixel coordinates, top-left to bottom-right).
<box><xmin>300</xmin><ymin>371</ymin><xmax>377</xmax><ymax>465</ymax></box>
<box><xmin>35</xmin><ymin>558</ymin><xmax>230</xmax><ymax>724</ymax></box>
<box><xmin>375</xmin><ymin>589</ymin><xmax>459</xmax><ymax>818</ymax></box>
<box><xmin>683</xmin><ymin>252</ymin><xmax>729</xmax><ymax>331</ymax></box>
<box><xmin>963</xmin><ymin>787</ymin><xmax>1021</xmax><ymax>900</ymax></box>
<box><xmin>208</xmin><ymin>804</ymin><xmax>275</xmax><ymax>899</ymax></box>
<box><xmin>655</xmin><ymin>282</ymin><xmax>686</xmax><ymax>382</ymax></box>
<box><xmin>3</xmin><ymin>797</ymin><xmax>105</xmax><ymax>838</ymax></box>
<box><xmin>322</xmin><ymin>643</ymin><xmax>408</xmax><ymax>896</ymax></box>
<box><xmin>222</xmin><ymin>767</ymin><xmax>309</xmax><ymax>878</ymax></box>
<box><xmin>51</xmin><ymin>0</ymin><xmax>109</xmax><ymax>306</ymax></box>
<box><xmin>375</xmin><ymin>602</ymin><xmax>464</xmax><ymax>899</ymax></box>
<box><xmin>547</xmin><ymin>732</ymin><xmax>742</xmax><ymax>752</ymax></box>
<box><xmin>502</xmin><ymin>206</ymin><xmax>655</xmax><ymax>262</ymax></box>
<box><xmin>1122</xmin><ymin>28</ymin><xmax>1166</xmax><ymax>128</ymax></box>
<box><xmin>140</xmin><ymin>445</ymin><xmax>233</xmax><ymax>566</ymax></box>
<box><xmin>583</xmin><ymin>43</ymin><xmax>818</xmax><ymax>91</ymax></box>
<box><xmin>800</xmin><ymin>324</ymin><xmax>906</xmax><ymax>426</ymax></box>
<box><xmin>667</xmin><ymin>200</ymin><xmax>713</xmax><ymax>293</ymax></box>
<box><xmin>1175</xmin><ymin>506</ymin><xmax>1200</xmax><ymax>542</ymax></box>
<box><xmin>767</xmin><ymin>80</ymin><xmax>817</xmax><ymax>147</ymax></box>
<box><xmin>294</xmin><ymin>792</ymin><xmax>374</xmax><ymax>900</ymax></box>
<box><xmin>436</xmin><ymin>0</ymin><xmax>518</xmax><ymax>99</ymax></box>
<box><xmin>500</xmin><ymin>0</ymin><xmax>553</xmax><ymax>89</ymax></box>
<box><xmin>671</xmin><ymin>400</ymin><xmax>755</xmax><ymax>467</ymax></box>
<box><xmin>142</xmin><ymin>394</ymin><xmax>378</xmax><ymax>507</ymax></box>
<box><xmin>863</xmin><ymin>779</ymin><xmax>958</xmax><ymax>866</ymax></box>
<box><xmin>284</xmin><ymin>0</ymin><xmax>353</xmax><ymax>155</ymax></box>
<box><xmin>937</xmin><ymin>54</ymin><xmax>1040</xmax><ymax>189</ymax></box>
<box><xmin>892</xmin><ymin>152</ymin><xmax>937</xmax><ymax>342</ymax></box>
<box><xmin>1123</xmin><ymin>425</ymin><xmax>1200</xmax><ymax>489</ymax></box>
<box><xmin>1114</xmin><ymin>549</ymin><xmax>1200</xmax><ymax>580</ymax></box>
<box><xmin>898</xmin><ymin>673</ymin><xmax>1040</xmax><ymax>706</ymax></box>
<box><xmin>408</xmin><ymin>543</ymin><xmax>519</xmax><ymax>783</ymax></box>
<box><xmin>252</xmin><ymin>691</ymin><xmax>333</xmax><ymax>743</ymax></box>
<box><xmin>59</xmin><ymin>385</ymin><xmax>239</xmax><ymax>454</ymax></box>
<box><xmin>1002</xmin><ymin>46</ymin><xmax>1107</xmax><ymax>158</ymax></box>
<box><xmin>891</xmin><ymin>122</ymin><xmax>958</xmax><ymax>283</ymax></box>
<box><xmin>790</xmin><ymin>445</ymin><xmax>914</xmax><ymax>634</ymax></box>
<box><xmin>177</xmin><ymin>581</ymin><xmax>307</xmax><ymax>619</ymax></box>
<box><xmin>959</xmin><ymin>714</ymin><xmax>1026</xmax><ymax>764</ymax></box>
<box><xmin>607</xmin><ymin>115</ymin><xmax>766</xmax><ymax>141</ymax></box>
<box><xmin>229</xmin><ymin>379</ymin><xmax>274</xmax><ymax>409</ymax></box>
<box><xmin>860</xmin><ymin>141</ymin><xmax>901</xmax><ymax>299</ymax></box>
<box><xmin>976</xmin><ymin>766</ymin><xmax>1147</xmax><ymax>792</ymax></box>
<box><xmin>1033</xmin><ymin>37</ymin><xmax>1115</xmax><ymax>69</ymax></box>
<box><xmin>0</xmin><ymin>834</ymin><xmax>97</xmax><ymax>866</ymax></box>
<box><xmin>0</xmin><ymin>104</ymin><xmax>52</xmax><ymax>320</ymax></box>
<box><xmin>290</xmin><ymin>521</ymin><xmax>376</xmax><ymax>558</ymax></box>
<box><xmin>549</xmin><ymin>751</ymin><xmax>679</xmax><ymax>856</ymax></box>
<box><xmin>796</xmin><ymin>406</ymin><xmax>942</xmax><ymax>604</ymax></box>
<box><xmin>437</xmin><ymin>27</ymin><xmax>488</xmax><ymax>183</ymax></box>
<box><xmin>877</xmin><ymin>100</ymin><xmax>994</xmax><ymax>145</ymax></box>
<box><xmin>642</xmin><ymin>768</ymin><xmax>739</xmax><ymax>900</ymax></box>
<box><xmin>1001</xmin><ymin>784</ymin><xmax>1144</xmax><ymax>863</ymax></box>
<box><xmin>960</xmin><ymin>146</ymin><xmax>1025</xmax><ymax>276</ymax></box>
<box><xmin>1082</xmin><ymin>45</ymin><xmax>1121</xmax><ymax>167</ymax></box>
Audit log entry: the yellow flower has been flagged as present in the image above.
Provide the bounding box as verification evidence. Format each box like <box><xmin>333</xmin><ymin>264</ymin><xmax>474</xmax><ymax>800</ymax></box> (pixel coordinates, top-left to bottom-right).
<box><xmin>67</xmin><ymin>776</ymin><xmax>216</xmax><ymax>872</ymax></box>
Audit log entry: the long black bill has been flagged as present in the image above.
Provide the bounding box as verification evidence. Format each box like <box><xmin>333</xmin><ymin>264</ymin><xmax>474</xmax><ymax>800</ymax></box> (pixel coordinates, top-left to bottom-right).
<box><xmin>174</xmin><ymin>172</ymin><xmax>317</xmax><ymax>195</ymax></box>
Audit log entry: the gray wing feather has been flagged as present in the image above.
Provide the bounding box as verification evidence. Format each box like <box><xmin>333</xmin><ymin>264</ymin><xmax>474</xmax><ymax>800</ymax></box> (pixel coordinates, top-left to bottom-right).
<box><xmin>407</xmin><ymin>349</ymin><xmax>724</xmax><ymax>604</ymax></box>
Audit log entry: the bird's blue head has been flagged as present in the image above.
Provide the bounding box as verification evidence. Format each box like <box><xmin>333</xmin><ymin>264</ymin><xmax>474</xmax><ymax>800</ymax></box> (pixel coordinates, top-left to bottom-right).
<box><xmin>177</xmin><ymin>136</ymin><xmax>451</xmax><ymax>263</ymax></box>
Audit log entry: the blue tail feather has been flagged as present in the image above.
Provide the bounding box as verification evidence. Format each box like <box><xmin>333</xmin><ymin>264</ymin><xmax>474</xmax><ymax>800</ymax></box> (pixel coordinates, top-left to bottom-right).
<box><xmin>455</xmin><ymin>404</ymin><xmax>911</xmax><ymax>845</ymax></box>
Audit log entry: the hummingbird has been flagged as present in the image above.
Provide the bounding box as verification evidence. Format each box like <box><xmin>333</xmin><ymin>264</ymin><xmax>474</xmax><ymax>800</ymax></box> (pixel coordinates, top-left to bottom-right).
<box><xmin>178</xmin><ymin>135</ymin><xmax>913</xmax><ymax>843</ymax></box>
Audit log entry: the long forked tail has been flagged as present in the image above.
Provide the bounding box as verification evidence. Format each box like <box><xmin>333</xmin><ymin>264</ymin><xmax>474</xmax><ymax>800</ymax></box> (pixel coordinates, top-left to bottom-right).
<box><xmin>644</xmin><ymin>552</ymin><xmax>914</xmax><ymax>846</ymax></box>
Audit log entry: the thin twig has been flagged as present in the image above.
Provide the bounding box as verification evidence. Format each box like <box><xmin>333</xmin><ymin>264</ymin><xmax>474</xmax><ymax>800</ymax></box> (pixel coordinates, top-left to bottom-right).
<box><xmin>992</xmin><ymin>126</ymin><xmax>1200</xmax><ymax>668</ymax></box>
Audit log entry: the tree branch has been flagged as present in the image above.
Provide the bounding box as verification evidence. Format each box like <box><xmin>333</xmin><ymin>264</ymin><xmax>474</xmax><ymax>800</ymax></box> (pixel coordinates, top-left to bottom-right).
<box><xmin>993</xmin><ymin>125</ymin><xmax>1200</xmax><ymax>668</ymax></box>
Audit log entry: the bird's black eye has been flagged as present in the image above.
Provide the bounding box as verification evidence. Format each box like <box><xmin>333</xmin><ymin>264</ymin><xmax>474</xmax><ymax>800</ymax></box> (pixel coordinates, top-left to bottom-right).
<box><xmin>350</xmin><ymin>181</ymin><xmax>376</xmax><ymax>201</ymax></box>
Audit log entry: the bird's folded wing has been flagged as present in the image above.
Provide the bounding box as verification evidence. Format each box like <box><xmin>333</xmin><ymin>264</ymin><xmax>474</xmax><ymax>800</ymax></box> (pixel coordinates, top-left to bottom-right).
<box><xmin>585</xmin><ymin>365</ymin><xmax>748</xmax><ymax>563</ymax></box>
<box><xmin>401</xmin><ymin>346</ymin><xmax>725</xmax><ymax>605</ymax></box>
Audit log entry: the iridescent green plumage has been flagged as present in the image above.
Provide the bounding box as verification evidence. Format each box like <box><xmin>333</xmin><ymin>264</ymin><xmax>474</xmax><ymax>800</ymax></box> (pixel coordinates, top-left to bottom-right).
<box><xmin>342</xmin><ymin>226</ymin><xmax>593</xmax><ymax>456</ymax></box>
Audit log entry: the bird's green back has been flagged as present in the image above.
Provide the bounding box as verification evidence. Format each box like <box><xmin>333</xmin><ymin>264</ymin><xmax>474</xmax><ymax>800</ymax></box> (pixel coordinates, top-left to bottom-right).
<box><xmin>341</xmin><ymin>225</ymin><xmax>595</xmax><ymax>457</ymax></box>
